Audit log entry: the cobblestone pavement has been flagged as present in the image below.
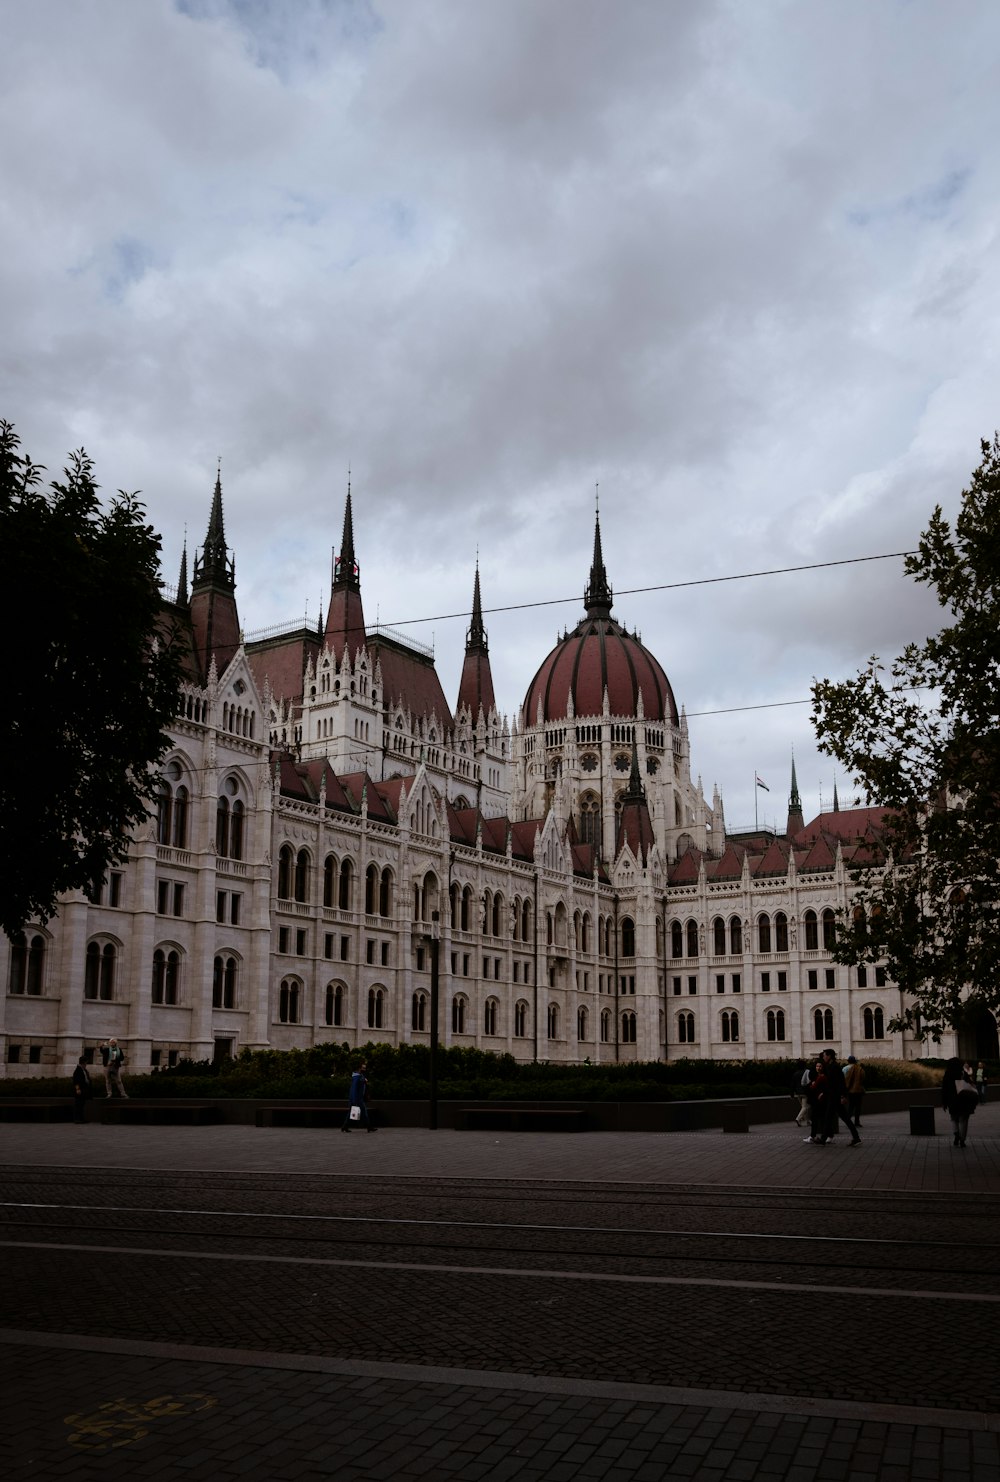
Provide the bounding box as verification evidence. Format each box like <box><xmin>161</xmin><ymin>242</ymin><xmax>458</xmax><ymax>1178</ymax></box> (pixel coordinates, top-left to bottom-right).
<box><xmin>4</xmin><ymin>1105</ymin><xmax>1000</xmax><ymax>1481</ymax></box>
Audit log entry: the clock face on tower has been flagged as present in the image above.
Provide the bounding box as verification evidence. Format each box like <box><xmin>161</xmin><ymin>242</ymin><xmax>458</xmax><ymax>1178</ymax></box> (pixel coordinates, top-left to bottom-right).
<box><xmin>581</xmin><ymin>753</ymin><xmax>598</xmax><ymax>772</ymax></box>
<box><xmin>614</xmin><ymin>752</ymin><xmax>630</xmax><ymax>772</ymax></box>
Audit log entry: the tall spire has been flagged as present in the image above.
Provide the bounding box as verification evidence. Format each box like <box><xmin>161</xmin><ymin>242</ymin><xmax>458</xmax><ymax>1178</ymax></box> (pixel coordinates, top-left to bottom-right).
<box><xmin>324</xmin><ymin>477</ymin><xmax>366</xmax><ymax>661</ymax></box>
<box><xmin>786</xmin><ymin>754</ymin><xmax>804</xmax><ymax>838</ymax></box>
<box><xmin>190</xmin><ymin>461</ymin><xmax>240</xmax><ymax>680</ymax></box>
<box><xmin>466</xmin><ymin>561</ymin><xmax>487</xmax><ymax>654</ymax></box>
<box><xmin>176</xmin><ymin>538</ymin><xmax>189</xmax><ymax>607</ymax></box>
<box><xmin>457</xmin><ymin>560</ymin><xmax>496</xmax><ymax>721</ymax></box>
<box><xmin>333</xmin><ymin>474</ymin><xmax>360</xmax><ymax>592</ymax></box>
<box><xmin>193</xmin><ymin>461</ymin><xmax>235</xmax><ymax>593</ymax></box>
<box><xmin>584</xmin><ymin>495</ymin><xmax>613</xmax><ymax>618</ymax></box>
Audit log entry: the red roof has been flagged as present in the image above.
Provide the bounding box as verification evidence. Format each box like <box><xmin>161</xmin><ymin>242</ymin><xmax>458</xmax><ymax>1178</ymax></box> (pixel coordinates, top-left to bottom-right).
<box><xmin>523</xmin><ymin>614</ymin><xmax>679</xmax><ymax>725</ymax></box>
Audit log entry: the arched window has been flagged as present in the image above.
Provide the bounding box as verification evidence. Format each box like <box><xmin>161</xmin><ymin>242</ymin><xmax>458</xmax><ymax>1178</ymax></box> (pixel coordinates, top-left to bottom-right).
<box><xmin>325</xmin><ymin>983</ymin><xmax>344</xmax><ymax>1027</ymax></box>
<box><xmin>677</xmin><ymin>1010</ymin><xmax>695</xmax><ymax>1044</ymax></box>
<box><xmin>863</xmin><ymin>1005</ymin><xmax>885</xmax><ymax>1040</ymax></box>
<box><xmin>484</xmin><ymin>997</ymin><xmax>499</xmax><ymax>1036</ymax></box>
<box><xmin>277</xmin><ymin>845</ymin><xmax>294</xmax><ymax>901</ymax></box>
<box><xmin>514</xmin><ymin>1000</ymin><xmax>528</xmax><ymax>1038</ymax></box>
<box><xmin>465</xmin><ymin>886</ymin><xmax>475</xmax><ymax>933</ymax></box>
<box><xmin>621</xmin><ymin>1010</ymin><xmax>636</xmax><ymax>1043</ymax></box>
<box><xmin>294</xmin><ymin>849</ymin><xmax>309</xmax><ymax>904</ymax></box>
<box><xmin>814</xmin><ymin>1006</ymin><xmax>834</xmax><ymax>1040</ymax></box>
<box><xmin>822</xmin><ymin>908</ymin><xmax>837</xmax><ymax>951</ymax></box>
<box><xmin>492</xmin><ymin>893</ymin><xmax>503</xmax><ymax>938</ymax></box>
<box><xmin>213</xmin><ymin>954</ymin><xmax>237</xmax><ymax>1009</ymax></box>
<box><xmin>8</xmin><ymin>932</ymin><xmax>45</xmax><ymax>995</ymax></box>
<box><xmin>581</xmin><ymin>913</ymin><xmax>591</xmax><ymax>953</ymax></box>
<box><xmin>766</xmin><ymin>1008</ymin><xmax>785</xmax><ymax>1042</ymax></box>
<box><xmin>483</xmin><ymin>890</ymin><xmax>493</xmax><ymax>935</ymax></box>
<box><xmin>547</xmin><ymin>1002</ymin><xmax>559</xmax><ymax>1040</ymax></box>
<box><xmin>412</xmin><ymin>991</ymin><xmax>427</xmax><ymax>1032</ymax></box>
<box><xmin>172</xmin><ymin>786</ymin><xmax>189</xmax><ymax>848</ymax></box>
<box><xmin>365</xmin><ymin>864</ymin><xmax>379</xmax><ymax>915</ymax></box>
<box><xmin>600</xmin><ymin>1008</ymin><xmax>611</xmax><ymax>1043</ymax></box>
<box><xmin>774</xmin><ymin>912</ymin><xmax>788</xmax><ymax>953</ymax></box>
<box><xmin>324</xmin><ymin>855</ymin><xmax>337</xmax><ymax>909</ymax></box>
<box><xmin>729</xmin><ymin>916</ymin><xmax>742</xmax><ymax>956</ymax></box>
<box><xmin>338</xmin><ymin>859</ymin><xmax>352</xmax><ymax>911</ymax></box>
<box><xmin>367</xmin><ymin>987</ymin><xmax>384</xmax><ymax>1029</ymax></box>
<box><xmin>151</xmin><ymin>948</ymin><xmax>180</xmax><ymax>1006</ymax></box>
<box><xmin>577</xmin><ymin>1006</ymin><xmax>588</xmax><ymax>1042</ymax></box>
<box><xmin>579</xmin><ymin>791</ymin><xmax>601</xmax><ymax>847</ymax></box>
<box><xmin>804</xmin><ymin>910</ymin><xmax>819</xmax><ymax>951</ymax></box>
<box><xmin>279</xmin><ymin>978</ymin><xmax>301</xmax><ymax>1024</ymax></box>
<box><xmin>452</xmin><ymin>995</ymin><xmax>466</xmax><ymax>1035</ymax></box>
<box><xmin>84</xmin><ymin>941</ymin><xmax>116</xmax><ymax>1000</ymax></box>
<box><xmin>621</xmin><ymin>917</ymin><xmax>636</xmax><ymax>958</ymax></box>
<box><xmin>721</xmin><ymin>1009</ymin><xmax>740</xmax><ymax>1043</ymax></box>
<box><xmin>686</xmin><ymin>920</ymin><xmax>699</xmax><ymax>958</ymax></box>
<box><xmin>379</xmin><ymin>868</ymin><xmax>392</xmax><ymax>918</ymax></box>
<box><xmin>450</xmin><ymin>882</ymin><xmax>461</xmax><ymax>931</ymax></box>
<box><xmin>712</xmin><ymin>917</ymin><xmax>726</xmax><ymax>956</ymax></box>
<box><xmin>757</xmin><ymin>915</ymin><xmax>771</xmax><ymax>954</ymax></box>
<box><xmin>671</xmin><ymin>921</ymin><xmax>683</xmax><ymax>958</ymax></box>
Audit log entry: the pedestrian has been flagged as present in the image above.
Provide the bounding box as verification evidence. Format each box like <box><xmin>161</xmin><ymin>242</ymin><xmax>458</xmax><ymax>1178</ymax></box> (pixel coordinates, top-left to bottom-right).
<box><xmin>942</xmin><ymin>1057</ymin><xmax>979</xmax><ymax>1147</ymax></box>
<box><xmin>790</xmin><ymin>1061</ymin><xmax>812</xmax><ymax>1127</ymax></box>
<box><xmin>844</xmin><ymin>1055</ymin><xmax>866</xmax><ymax>1126</ymax></box>
<box><xmin>101</xmin><ymin>1038</ymin><xmax>128</xmax><ymax>1099</ymax></box>
<box><xmin>72</xmin><ymin>1056</ymin><xmax>92</xmax><ymax>1124</ymax></box>
<box><xmin>817</xmin><ymin>1048</ymin><xmax>861</xmax><ymax>1146</ymax></box>
<box><xmin>803</xmin><ymin>1059</ymin><xmax>825</xmax><ymax>1143</ymax></box>
<box><xmin>341</xmin><ymin>1061</ymin><xmax>376</xmax><ymax>1132</ymax></box>
<box><xmin>975</xmin><ymin>1061</ymin><xmax>988</xmax><ymax>1103</ymax></box>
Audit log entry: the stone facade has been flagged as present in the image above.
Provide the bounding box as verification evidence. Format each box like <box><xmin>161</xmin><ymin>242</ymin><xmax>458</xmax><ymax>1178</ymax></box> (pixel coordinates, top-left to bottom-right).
<box><xmin>1</xmin><ymin>477</ymin><xmax>947</xmax><ymax>1076</ymax></box>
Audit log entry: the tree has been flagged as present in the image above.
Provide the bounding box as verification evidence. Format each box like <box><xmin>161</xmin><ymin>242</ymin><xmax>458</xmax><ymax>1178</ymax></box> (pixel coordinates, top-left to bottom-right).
<box><xmin>811</xmin><ymin>433</ymin><xmax>1000</xmax><ymax>1039</ymax></box>
<box><xmin>0</xmin><ymin>421</ymin><xmax>182</xmax><ymax>938</ymax></box>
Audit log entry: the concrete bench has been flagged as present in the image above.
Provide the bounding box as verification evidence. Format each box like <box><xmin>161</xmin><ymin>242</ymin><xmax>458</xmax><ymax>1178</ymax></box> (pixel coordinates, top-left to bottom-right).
<box><xmin>255</xmin><ymin>1104</ymin><xmax>349</xmax><ymax>1128</ymax></box>
<box><xmin>0</xmin><ymin>1099</ymin><xmax>73</xmax><ymax>1122</ymax></box>
<box><xmin>460</xmin><ymin>1107</ymin><xmax>587</xmax><ymax>1132</ymax></box>
<box><xmin>99</xmin><ymin>1101</ymin><xmax>223</xmax><ymax>1126</ymax></box>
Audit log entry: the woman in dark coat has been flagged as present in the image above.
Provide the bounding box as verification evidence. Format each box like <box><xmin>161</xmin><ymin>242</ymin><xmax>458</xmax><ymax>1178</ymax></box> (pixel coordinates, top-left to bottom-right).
<box><xmin>942</xmin><ymin>1057</ymin><xmax>979</xmax><ymax>1148</ymax></box>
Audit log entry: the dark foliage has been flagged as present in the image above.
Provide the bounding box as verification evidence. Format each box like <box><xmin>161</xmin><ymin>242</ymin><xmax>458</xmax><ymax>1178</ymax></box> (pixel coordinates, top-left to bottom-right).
<box><xmin>0</xmin><ymin>421</ymin><xmax>183</xmax><ymax>936</ymax></box>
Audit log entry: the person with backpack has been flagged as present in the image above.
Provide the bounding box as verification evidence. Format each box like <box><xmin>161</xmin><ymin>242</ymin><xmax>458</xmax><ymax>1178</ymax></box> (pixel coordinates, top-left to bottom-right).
<box><xmin>790</xmin><ymin>1062</ymin><xmax>812</xmax><ymax>1127</ymax></box>
<box><xmin>340</xmin><ymin>1061</ymin><xmax>376</xmax><ymax>1132</ymax></box>
<box><xmin>844</xmin><ymin>1056</ymin><xmax>866</xmax><ymax>1127</ymax></box>
<box><xmin>942</xmin><ymin>1057</ymin><xmax>979</xmax><ymax>1147</ymax></box>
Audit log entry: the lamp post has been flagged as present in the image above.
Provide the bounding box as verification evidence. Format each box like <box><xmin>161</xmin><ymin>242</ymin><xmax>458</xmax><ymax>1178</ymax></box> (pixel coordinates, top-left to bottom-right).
<box><xmin>428</xmin><ymin>909</ymin><xmax>440</xmax><ymax>1130</ymax></box>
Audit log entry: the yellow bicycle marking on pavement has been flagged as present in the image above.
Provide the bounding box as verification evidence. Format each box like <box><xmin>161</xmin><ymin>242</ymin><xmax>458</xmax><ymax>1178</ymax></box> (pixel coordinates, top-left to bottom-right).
<box><xmin>64</xmin><ymin>1392</ymin><xmax>217</xmax><ymax>1451</ymax></box>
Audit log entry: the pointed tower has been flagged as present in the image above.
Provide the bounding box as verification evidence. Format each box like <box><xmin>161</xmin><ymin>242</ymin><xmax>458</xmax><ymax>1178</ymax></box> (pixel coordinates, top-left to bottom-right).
<box><xmin>786</xmin><ymin>756</ymin><xmax>805</xmax><ymax>838</ymax></box>
<box><xmin>323</xmin><ymin>481</ymin><xmax>367</xmax><ymax>664</ymax></box>
<box><xmin>456</xmin><ymin>563</ymin><xmax>497</xmax><ymax>721</ymax></box>
<box><xmin>176</xmin><ymin>539</ymin><xmax>189</xmax><ymax>608</ymax></box>
<box><xmin>832</xmin><ymin>780</ymin><xmax>840</xmax><ymax>813</ymax></box>
<box><xmin>616</xmin><ymin>740</ymin><xmax>656</xmax><ymax>864</ymax></box>
<box><xmin>190</xmin><ymin>466</ymin><xmax>240</xmax><ymax>681</ymax></box>
<box><xmin>584</xmin><ymin>507</ymin><xmax>613</xmax><ymax>618</ymax></box>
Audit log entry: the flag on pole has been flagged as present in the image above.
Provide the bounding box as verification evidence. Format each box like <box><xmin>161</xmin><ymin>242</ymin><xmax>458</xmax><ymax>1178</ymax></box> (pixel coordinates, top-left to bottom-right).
<box><xmin>755</xmin><ymin>775</ymin><xmax>770</xmax><ymax>791</ymax></box>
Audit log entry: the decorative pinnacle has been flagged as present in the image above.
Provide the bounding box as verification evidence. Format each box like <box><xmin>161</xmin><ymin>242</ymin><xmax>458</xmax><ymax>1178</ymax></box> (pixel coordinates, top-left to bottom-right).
<box><xmin>584</xmin><ymin>504</ymin><xmax>613</xmax><ymax>617</ymax></box>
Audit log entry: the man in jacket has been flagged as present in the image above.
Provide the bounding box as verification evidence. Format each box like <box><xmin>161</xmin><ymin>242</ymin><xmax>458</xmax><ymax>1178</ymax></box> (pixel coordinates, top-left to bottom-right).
<box><xmin>819</xmin><ymin>1049</ymin><xmax>860</xmax><ymax>1146</ymax></box>
<box><xmin>341</xmin><ymin>1061</ymin><xmax>376</xmax><ymax>1132</ymax></box>
<box><xmin>72</xmin><ymin>1056</ymin><xmax>91</xmax><ymax>1123</ymax></box>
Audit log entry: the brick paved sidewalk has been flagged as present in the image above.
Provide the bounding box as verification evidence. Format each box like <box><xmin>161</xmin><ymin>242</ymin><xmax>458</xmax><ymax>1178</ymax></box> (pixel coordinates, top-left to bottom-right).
<box><xmin>2</xmin><ymin>1101</ymin><xmax>999</xmax><ymax>1191</ymax></box>
<box><xmin>5</xmin><ymin>1102</ymin><xmax>1000</xmax><ymax>1482</ymax></box>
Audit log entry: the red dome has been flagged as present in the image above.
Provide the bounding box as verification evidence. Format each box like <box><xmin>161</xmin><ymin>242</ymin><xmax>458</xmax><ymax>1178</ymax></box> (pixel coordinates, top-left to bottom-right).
<box><xmin>523</xmin><ymin>613</ymin><xmax>679</xmax><ymax>726</ymax></box>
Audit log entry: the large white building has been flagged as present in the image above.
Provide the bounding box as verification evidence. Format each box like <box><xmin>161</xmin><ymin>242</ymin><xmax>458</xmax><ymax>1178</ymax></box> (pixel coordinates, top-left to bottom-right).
<box><xmin>1</xmin><ymin>476</ymin><xmax>959</xmax><ymax>1076</ymax></box>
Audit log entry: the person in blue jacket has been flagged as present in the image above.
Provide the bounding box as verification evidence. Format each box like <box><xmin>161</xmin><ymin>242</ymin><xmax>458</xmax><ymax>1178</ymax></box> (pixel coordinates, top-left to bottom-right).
<box><xmin>341</xmin><ymin>1061</ymin><xmax>376</xmax><ymax>1132</ymax></box>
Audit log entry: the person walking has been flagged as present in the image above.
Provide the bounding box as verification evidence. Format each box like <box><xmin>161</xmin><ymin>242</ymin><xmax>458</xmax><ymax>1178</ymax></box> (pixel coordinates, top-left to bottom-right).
<box><xmin>791</xmin><ymin>1062</ymin><xmax>812</xmax><ymax>1128</ymax></box>
<box><xmin>71</xmin><ymin>1056</ymin><xmax>92</xmax><ymax>1124</ymax></box>
<box><xmin>942</xmin><ymin>1057</ymin><xmax>979</xmax><ymax>1147</ymax></box>
<box><xmin>975</xmin><ymin>1062</ymin><xmax>988</xmax><ymax>1103</ymax></box>
<box><xmin>817</xmin><ymin>1048</ymin><xmax>861</xmax><ymax>1146</ymax></box>
<box><xmin>341</xmin><ymin>1061</ymin><xmax>376</xmax><ymax>1132</ymax></box>
<box><xmin>844</xmin><ymin>1055</ymin><xmax>866</xmax><ymax>1127</ymax></box>
<box><xmin>101</xmin><ymin>1038</ymin><xmax>128</xmax><ymax>1099</ymax></box>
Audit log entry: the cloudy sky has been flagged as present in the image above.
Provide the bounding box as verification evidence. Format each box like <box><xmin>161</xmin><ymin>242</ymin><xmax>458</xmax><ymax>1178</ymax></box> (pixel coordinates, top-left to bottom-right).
<box><xmin>3</xmin><ymin>0</ymin><xmax>998</xmax><ymax>830</ymax></box>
